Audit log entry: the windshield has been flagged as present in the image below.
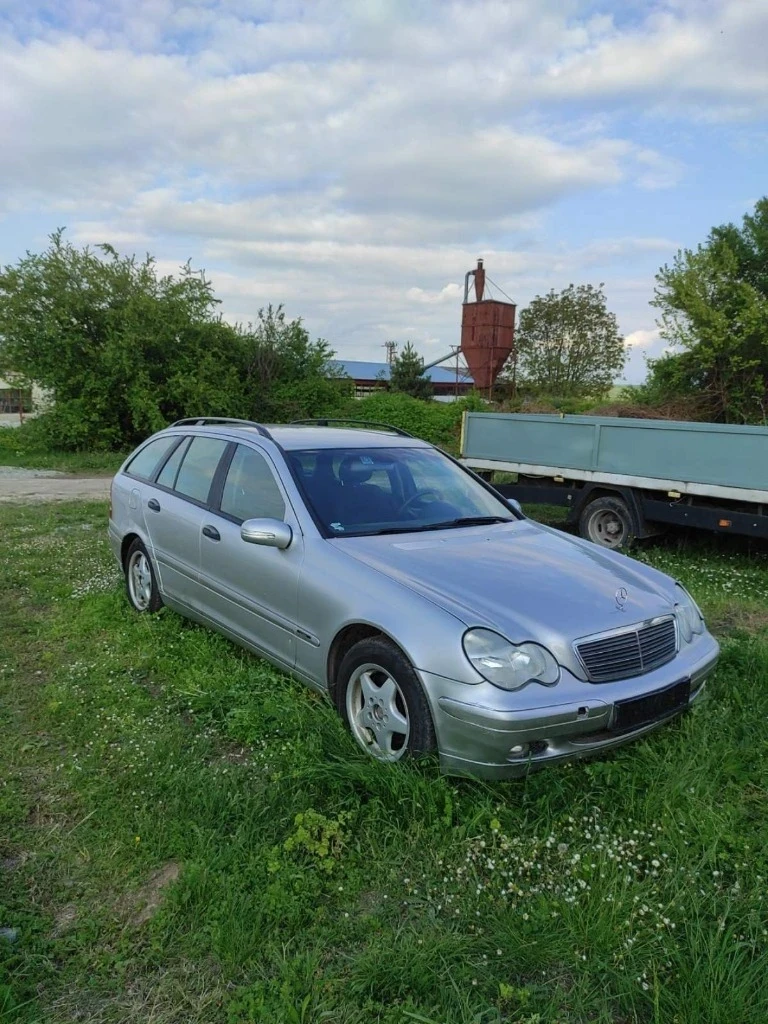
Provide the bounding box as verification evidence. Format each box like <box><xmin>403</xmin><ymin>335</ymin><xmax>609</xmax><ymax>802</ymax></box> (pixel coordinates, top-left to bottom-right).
<box><xmin>289</xmin><ymin>446</ymin><xmax>515</xmax><ymax>537</ymax></box>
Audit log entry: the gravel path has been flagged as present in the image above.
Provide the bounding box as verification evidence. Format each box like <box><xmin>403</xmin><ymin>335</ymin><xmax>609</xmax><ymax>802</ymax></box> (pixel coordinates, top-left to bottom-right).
<box><xmin>0</xmin><ymin>467</ymin><xmax>112</xmax><ymax>503</ymax></box>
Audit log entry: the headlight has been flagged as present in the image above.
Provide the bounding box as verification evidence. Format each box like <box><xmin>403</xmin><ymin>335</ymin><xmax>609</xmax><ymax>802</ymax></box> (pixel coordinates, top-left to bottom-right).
<box><xmin>675</xmin><ymin>585</ymin><xmax>704</xmax><ymax>644</ymax></box>
<box><xmin>463</xmin><ymin>628</ymin><xmax>560</xmax><ymax>691</ymax></box>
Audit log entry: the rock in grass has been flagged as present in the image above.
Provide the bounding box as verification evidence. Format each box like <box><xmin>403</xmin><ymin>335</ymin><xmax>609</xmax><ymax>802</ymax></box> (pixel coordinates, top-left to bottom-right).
<box><xmin>0</xmin><ymin>928</ymin><xmax>19</xmax><ymax>944</ymax></box>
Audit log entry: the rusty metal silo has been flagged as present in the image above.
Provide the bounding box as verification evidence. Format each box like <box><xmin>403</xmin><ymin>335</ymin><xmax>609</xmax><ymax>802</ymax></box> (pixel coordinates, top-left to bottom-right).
<box><xmin>460</xmin><ymin>259</ymin><xmax>516</xmax><ymax>391</ymax></box>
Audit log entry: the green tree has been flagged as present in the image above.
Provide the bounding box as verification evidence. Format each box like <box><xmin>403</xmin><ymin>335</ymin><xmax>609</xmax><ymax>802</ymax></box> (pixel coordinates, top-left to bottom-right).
<box><xmin>647</xmin><ymin>197</ymin><xmax>768</xmax><ymax>422</ymax></box>
<box><xmin>389</xmin><ymin>342</ymin><xmax>433</xmax><ymax>399</ymax></box>
<box><xmin>0</xmin><ymin>230</ymin><xmax>247</xmax><ymax>448</ymax></box>
<box><xmin>240</xmin><ymin>305</ymin><xmax>350</xmax><ymax>421</ymax></box>
<box><xmin>0</xmin><ymin>232</ymin><xmax>348</xmax><ymax>449</ymax></box>
<box><xmin>512</xmin><ymin>283</ymin><xmax>625</xmax><ymax>399</ymax></box>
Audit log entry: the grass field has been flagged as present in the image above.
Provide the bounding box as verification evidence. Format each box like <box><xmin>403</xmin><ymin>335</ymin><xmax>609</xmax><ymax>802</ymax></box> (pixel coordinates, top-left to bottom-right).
<box><xmin>2</xmin><ymin>500</ymin><xmax>768</xmax><ymax>1023</ymax></box>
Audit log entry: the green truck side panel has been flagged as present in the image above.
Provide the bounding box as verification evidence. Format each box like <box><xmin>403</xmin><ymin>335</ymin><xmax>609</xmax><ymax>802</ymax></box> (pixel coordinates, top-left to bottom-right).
<box><xmin>462</xmin><ymin>413</ymin><xmax>766</xmax><ymax>491</ymax></box>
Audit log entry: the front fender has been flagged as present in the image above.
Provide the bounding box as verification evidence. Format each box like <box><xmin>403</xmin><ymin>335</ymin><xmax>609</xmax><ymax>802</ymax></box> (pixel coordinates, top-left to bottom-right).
<box><xmin>295</xmin><ymin>538</ymin><xmax>481</xmax><ymax>690</ymax></box>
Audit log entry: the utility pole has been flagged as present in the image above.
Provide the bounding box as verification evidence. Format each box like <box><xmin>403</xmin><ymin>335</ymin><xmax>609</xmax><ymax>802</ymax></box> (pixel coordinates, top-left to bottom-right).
<box><xmin>383</xmin><ymin>340</ymin><xmax>398</xmax><ymax>365</ymax></box>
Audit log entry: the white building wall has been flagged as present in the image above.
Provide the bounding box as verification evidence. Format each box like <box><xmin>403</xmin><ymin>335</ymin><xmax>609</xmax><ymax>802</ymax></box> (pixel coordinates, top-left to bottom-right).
<box><xmin>0</xmin><ymin>377</ymin><xmax>48</xmax><ymax>428</ymax></box>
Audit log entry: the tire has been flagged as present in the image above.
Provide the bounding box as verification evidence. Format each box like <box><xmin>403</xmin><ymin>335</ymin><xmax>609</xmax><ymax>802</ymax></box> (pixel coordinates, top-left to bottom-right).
<box><xmin>335</xmin><ymin>637</ymin><xmax>436</xmax><ymax>763</ymax></box>
<box><xmin>579</xmin><ymin>495</ymin><xmax>635</xmax><ymax>550</ymax></box>
<box><xmin>124</xmin><ymin>538</ymin><xmax>164</xmax><ymax>613</ymax></box>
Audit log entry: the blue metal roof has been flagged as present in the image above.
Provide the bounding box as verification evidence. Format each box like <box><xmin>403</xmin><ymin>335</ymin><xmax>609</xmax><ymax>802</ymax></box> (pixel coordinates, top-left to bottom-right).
<box><xmin>332</xmin><ymin>359</ymin><xmax>473</xmax><ymax>385</ymax></box>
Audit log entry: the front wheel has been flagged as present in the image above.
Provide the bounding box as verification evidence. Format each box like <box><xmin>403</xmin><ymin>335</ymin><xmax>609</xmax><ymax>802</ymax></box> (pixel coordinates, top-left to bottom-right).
<box><xmin>579</xmin><ymin>495</ymin><xmax>635</xmax><ymax>550</ymax></box>
<box><xmin>335</xmin><ymin>637</ymin><xmax>436</xmax><ymax>763</ymax></box>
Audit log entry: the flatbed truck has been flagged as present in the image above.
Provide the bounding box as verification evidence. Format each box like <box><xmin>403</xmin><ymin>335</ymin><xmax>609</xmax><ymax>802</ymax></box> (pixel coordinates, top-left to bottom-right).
<box><xmin>460</xmin><ymin>411</ymin><xmax>768</xmax><ymax>549</ymax></box>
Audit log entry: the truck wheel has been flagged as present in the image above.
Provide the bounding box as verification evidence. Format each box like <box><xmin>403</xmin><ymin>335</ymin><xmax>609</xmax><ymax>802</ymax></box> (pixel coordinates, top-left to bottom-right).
<box><xmin>579</xmin><ymin>496</ymin><xmax>635</xmax><ymax>550</ymax></box>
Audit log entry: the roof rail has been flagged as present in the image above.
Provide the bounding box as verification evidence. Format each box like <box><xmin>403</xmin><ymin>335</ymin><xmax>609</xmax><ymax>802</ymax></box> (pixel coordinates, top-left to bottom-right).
<box><xmin>289</xmin><ymin>418</ymin><xmax>414</xmax><ymax>438</ymax></box>
<box><xmin>168</xmin><ymin>417</ymin><xmax>273</xmax><ymax>439</ymax></box>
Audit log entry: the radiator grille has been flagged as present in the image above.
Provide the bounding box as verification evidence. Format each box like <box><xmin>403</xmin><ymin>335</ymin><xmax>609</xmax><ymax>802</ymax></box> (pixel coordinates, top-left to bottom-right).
<box><xmin>576</xmin><ymin>617</ymin><xmax>677</xmax><ymax>683</ymax></box>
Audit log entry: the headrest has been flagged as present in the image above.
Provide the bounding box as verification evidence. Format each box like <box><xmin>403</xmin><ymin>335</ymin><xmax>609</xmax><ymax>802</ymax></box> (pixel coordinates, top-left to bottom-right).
<box><xmin>288</xmin><ymin>455</ymin><xmax>307</xmax><ymax>480</ymax></box>
<box><xmin>338</xmin><ymin>455</ymin><xmax>375</xmax><ymax>486</ymax></box>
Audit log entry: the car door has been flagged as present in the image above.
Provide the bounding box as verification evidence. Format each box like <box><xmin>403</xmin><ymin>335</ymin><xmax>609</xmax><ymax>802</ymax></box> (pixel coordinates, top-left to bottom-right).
<box><xmin>198</xmin><ymin>442</ymin><xmax>302</xmax><ymax>670</ymax></box>
<box><xmin>142</xmin><ymin>435</ymin><xmax>229</xmax><ymax>608</ymax></box>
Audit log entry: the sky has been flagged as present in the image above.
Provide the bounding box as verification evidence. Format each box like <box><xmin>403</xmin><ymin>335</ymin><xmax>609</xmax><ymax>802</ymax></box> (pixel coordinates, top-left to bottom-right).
<box><xmin>1</xmin><ymin>0</ymin><xmax>767</xmax><ymax>384</ymax></box>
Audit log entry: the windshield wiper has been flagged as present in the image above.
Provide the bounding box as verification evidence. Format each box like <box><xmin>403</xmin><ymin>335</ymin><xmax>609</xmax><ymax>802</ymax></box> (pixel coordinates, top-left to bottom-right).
<box><xmin>447</xmin><ymin>516</ymin><xmax>513</xmax><ymax>527</ymax></box>
<box><xmin>369</xmin><ymin>515</ymin><xmax>513</xmax><ymax>536</ymax></box>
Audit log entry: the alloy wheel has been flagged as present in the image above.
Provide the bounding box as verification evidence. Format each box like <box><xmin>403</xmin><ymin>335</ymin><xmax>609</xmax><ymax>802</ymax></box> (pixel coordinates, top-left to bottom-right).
<box><xmin>345</xmin><ymin>662</ymin><xmax>411</xmax><ymax>761</ymax></box>
<box><xmin>127</xmin><ymin>550</ymin><xmax>153</xmax><ymax>610</ymax></box>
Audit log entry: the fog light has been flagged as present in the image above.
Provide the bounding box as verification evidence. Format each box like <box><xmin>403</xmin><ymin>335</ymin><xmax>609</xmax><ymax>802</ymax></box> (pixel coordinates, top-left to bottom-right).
<box><xmin>509</xmin><ymin>740</ymin><xmax>549</xmax><ymax>761</ymax></box>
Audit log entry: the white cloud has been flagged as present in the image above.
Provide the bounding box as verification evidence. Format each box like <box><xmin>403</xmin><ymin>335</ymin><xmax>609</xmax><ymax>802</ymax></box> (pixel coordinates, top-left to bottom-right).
<box><xmin>0</xmin><ymin>0</ymin><xmax>765</xmax><ymax>390</ymax></box>
<box><xmin>543</xmin><ymin>1</ymin><xmax>768</xmax><ymax>116</ymax></box>
<box><xmin>406</xmin><ymin>284</ymin><xmax>464</xmax><ymax>306</ymax></box>
<box><xmin>624</xmin><ymin>328</ymin><xmax>661</xmax><ymax>350</ymax></box>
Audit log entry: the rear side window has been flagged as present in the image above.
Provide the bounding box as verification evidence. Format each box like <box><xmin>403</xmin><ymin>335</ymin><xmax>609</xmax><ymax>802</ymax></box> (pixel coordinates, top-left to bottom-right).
<box><xmin>125</xmin><ymin>436</ymin><xmax>179</xmax><ymax>481</ymax></box>
<box><xmin>174</xmin><ymin>437</ymin><xmax>228</xmax><ymax>504</ymax></box>
<box><xmin>220</xmin><ymin>445</ymin><xmax>286</xmax><ymax>522</ymax></box>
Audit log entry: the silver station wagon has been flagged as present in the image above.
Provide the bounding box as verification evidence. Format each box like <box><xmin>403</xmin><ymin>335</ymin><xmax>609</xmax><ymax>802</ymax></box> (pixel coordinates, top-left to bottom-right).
<box><xmin>109</xmin><ymin>417</ymin><xmax>719</xmax><ymax>779</ymax></box>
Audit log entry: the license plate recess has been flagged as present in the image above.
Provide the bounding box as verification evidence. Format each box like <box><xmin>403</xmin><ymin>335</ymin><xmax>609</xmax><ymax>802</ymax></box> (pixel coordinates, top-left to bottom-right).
<box><xmin>612</xmin><ymin>678</ymin><xmax>691</xmax><ymax>732</ymax></box>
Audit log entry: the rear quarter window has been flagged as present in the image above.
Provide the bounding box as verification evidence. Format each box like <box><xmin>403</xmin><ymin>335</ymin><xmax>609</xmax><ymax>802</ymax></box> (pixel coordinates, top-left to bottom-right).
<box><xmin>125</xmin><ymin>436</ymin><xmax>179</xmax><ymax>481</ymax></box>
<box><xmin>156</xmin><ymin>436</ymin><xmax>191</xmax><ymax>489</ymax></box>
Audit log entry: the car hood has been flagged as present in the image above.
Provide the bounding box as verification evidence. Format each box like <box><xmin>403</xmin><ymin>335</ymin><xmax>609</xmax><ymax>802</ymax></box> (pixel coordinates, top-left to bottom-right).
<box><xmin>332</xmin><ymin>519</ymin><xmax>677</xmax><ymax>661</ymax></box>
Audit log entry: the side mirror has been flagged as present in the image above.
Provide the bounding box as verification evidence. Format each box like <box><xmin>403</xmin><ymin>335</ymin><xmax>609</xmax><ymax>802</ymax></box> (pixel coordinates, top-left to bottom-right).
<box><xmin>240</xmin><ymin>518</ymin><xmax>293</xmax><ymax>549</ymax></box>
<box><xmin>506</xmin><ymin>498</ymin><xmax>523</xmax><ymax>516</ymax></box>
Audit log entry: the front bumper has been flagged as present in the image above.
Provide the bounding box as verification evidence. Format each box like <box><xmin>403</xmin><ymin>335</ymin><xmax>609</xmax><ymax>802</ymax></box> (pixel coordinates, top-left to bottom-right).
<box><xmin>420</xmin><ymin>632</ymin><xmax>719</xmax><ymax>779</ymax></box>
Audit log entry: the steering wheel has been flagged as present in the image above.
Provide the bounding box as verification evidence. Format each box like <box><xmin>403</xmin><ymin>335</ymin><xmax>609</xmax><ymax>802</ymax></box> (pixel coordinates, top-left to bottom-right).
<box><xmin>398</xmin><ymin>488</ymin><xmax>443</xmax><ymax>515</ymax></box>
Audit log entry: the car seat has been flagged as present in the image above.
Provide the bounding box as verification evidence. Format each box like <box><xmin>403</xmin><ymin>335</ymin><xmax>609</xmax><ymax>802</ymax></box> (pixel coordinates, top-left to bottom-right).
<box><xmin>336</xmin><ymin>456</ymin><xmax>398</xmax><ymax>526</ymax></box>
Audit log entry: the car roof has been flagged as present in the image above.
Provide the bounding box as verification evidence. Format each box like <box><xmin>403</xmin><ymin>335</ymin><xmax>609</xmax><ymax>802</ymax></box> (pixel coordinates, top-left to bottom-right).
<box><xmin>163</xmin><ymin>424</ymin><xmax>430</xmax><ymax>451</ymax></box>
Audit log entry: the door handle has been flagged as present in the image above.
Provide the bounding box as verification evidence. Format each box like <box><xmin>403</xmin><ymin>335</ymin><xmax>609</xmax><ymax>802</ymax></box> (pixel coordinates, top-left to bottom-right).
<box><xmin>147</xmin><ymin>498</ymin><xmax>161</xmax><ymax>512</ymax></box>
<box><xmin>202</xmin><ymin>524</ymin><xmax>221</xmax><ymax>541</ymax></box>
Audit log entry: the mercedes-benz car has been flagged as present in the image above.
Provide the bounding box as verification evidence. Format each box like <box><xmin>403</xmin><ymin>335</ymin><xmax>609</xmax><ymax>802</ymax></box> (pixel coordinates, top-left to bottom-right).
<box><xmin>109</xmin><ymin>417</ymin><xmax>719</xmax><ymax>779</ymax></box>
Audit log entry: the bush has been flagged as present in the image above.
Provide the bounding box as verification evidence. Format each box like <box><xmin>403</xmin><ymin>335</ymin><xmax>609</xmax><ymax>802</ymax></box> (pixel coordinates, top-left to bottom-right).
<box><xmin>0</xmin><ymin>421</ymin><xmax>37</xmax><ymax>455</ymax></box>
<box><xmin>0</xmin><ymin>236</ymin><xmax>347</xmax><ymax>451</ymax></box>
<box><xmin>336</xmin><ymin>392</ymin><xmax>487</xmax><ymax>452</ymax></box>
<box><xmin>497</xmin><ymin>392</ymin><xmax>596</xmax><ymax>416</ymax></box>
<box><xmin>0</xmin><ymin>419</ymin><xmax>128</xmax><ymax>471</ymax></box>
<box><xmin>260</xmin><ymin>376</ymin><xmax>353</xmax><ymax>424</ymax></box>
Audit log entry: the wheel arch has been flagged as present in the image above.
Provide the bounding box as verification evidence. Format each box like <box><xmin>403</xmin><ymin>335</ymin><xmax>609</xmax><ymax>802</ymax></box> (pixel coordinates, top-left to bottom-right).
<box><xmin>327</xmin><ymin>622</ymin><xmax>410</xmax><ymax>700</ymax></box>
<box><xmin>120</xmin><ymin>532</ymin><xmax>142</xmax><ymax>570</ymax></box>
<box><xmin>569</xmin><ymin>484</ymin><xmax>648</xmax><ymax>537</ymax></box>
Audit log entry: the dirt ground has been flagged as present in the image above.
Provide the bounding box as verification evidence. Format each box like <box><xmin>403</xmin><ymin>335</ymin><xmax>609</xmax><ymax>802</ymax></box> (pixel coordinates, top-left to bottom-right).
<box><xmin>0</xmin><ymin>467</ymin><xmax>111</xmax><ymax>503</ymax></box>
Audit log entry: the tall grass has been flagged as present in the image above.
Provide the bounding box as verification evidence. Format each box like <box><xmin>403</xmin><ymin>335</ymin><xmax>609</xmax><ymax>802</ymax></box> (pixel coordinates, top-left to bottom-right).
<box><xmin>1</xmin><ymin>501</ymin><xmax>767</xmax><ymax>1022</ymax></box>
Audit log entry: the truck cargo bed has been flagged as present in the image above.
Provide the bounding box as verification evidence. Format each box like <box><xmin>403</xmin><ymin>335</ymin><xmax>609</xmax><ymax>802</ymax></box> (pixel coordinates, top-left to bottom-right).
<box><xmin>461</xmin><ymin>412</ymin><xmax>768</xmax><ymax>504</ymax></box>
